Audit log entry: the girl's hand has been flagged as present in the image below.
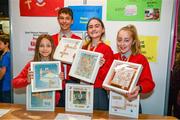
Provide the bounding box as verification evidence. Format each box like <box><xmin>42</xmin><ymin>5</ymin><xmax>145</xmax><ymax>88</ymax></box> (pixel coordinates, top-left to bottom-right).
<box><xmin>27</xmin><ymin>68</ymin><xmax>33</xmax><ymax>84</ymax></box>
<box><xmin>126</xmin><ymin>86</ymin><xmax>140</xmax><ymax>100</ymax></box>
<box><xmin>59</xmin><ymin>72</ymin><xmax>65</xmax><ymax>80</ymax></box>
<box><xmin>99</xmin><ymin>57</ymin><xmax>105</xmax><ymax>67</ymax></box>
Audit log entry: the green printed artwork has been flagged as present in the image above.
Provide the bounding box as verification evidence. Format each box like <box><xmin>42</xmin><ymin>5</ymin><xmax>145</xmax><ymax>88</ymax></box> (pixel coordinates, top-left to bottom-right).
<box><xmin>107</xmin><ymin>0</ymin><xmax>162</xmax><ymax>21</ymax></box>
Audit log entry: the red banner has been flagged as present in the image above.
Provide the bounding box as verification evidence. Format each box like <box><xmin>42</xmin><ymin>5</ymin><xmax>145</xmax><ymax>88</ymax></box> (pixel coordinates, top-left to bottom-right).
<box><xmin>20</xmin><ymin>0</ymin><xmax>64</xmax><ymax>16</ymax></box>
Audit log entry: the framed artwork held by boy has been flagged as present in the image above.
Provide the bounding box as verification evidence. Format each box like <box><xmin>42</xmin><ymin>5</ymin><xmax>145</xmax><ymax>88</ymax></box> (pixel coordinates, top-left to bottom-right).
<box><xmin>109</xmin><ymin>91</ymin><xmax>139</xmax><ymax>118</ymax></box>
<box><xmin>69</xmin><ymin>49</ymin><xmax>103</xmax><ymax>84</ymax></box>
<box><xmin>103</xmin><ymin>60</ymin><xmax>142</xmax><ymax>94</ymax></box>
<box><xmin>31</xmin><ymin>61</ymin><xmax>62</xmax><ymax>92</ymax></box>
<box><xmin>53</xmin><ymin>38</ymin><xmax>83</xmax><ymax>64</ymax></box>
<box><xmin>65</xmin><ymin>83</ymin><xmax>94</xmax><ymax>113</ymax></box>
<box><xmin>26</xmin><ymin>85</ymin><xmax>55</xmax><ymax>111</ymax></box>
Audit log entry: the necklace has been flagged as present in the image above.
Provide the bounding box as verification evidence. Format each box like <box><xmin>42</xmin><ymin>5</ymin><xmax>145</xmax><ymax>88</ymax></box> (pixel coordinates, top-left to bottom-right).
<box><xmin>87</xmin><ymin>41</ymin><xmax>102</xmax><ymax>51</ymax></box>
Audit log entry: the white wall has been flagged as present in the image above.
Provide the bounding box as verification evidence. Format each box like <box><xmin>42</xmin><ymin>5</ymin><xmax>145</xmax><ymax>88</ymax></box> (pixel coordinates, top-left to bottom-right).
<box><xmin>10</xmin><ymin>0</ymin><xmax>175</xmax><ymax>115</ymax></box>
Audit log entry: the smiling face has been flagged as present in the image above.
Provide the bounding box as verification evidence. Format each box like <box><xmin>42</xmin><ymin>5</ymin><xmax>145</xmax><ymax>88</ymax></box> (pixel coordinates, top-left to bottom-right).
<box><xmin>39</xmin><ymin>38</ymin><xmax>52</xmax><ymax>59</ymax></box>
<box><xmin>87</xmin><ymin>19</ymin><xmax>105</xmax><ymax>41</ymax></box>
<box><xmin>116</xmin><ymin>30</ymin><xmax>133</xmax><ymax>54</ymax></box>
<box><xmin>58</xmin><ymin>13</ymin><xmax>73</xmax><ymax>32</ymax></box>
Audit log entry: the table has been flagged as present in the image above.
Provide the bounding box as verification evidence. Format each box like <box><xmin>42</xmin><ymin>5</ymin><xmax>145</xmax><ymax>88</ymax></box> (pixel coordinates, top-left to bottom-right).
<box><xmin>0</xmin><ymin>103</ymin><xmax>177</xmax><ymax>119</ymax></box>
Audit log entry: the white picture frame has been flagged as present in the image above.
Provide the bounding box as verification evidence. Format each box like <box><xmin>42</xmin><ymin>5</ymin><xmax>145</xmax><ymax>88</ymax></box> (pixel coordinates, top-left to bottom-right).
<box><xmin>65</xmin><ymin>83</ymin><xmax>94</xmax><ymax>113</ymax></box>
<box><xmin>53</xmin><ymin>38</ymin><xmax>83</xmax><ymax>64</ymax></box>
<box><xmin>31</xmin><ymin>61</ymin><xmax>62</xmax><ymax>92</ymax></box>
<box><xmin>26</xmin><ymin>85</ymin><xmax>55</xmax><ymax>111</ymax></box>
<box><xmin>103</xmin><ymin>60</ymin><xmax>142</xmax><ymax>94</ymax></box>
<box><xmin>69</xmin><ymin>49</ymin><xmax>103</xmax><ymax>84</ymax></box>
<box><xmin>109</xmin><ymin>91</ymin><xmax>139</xmax><ymax>118</ymax></box>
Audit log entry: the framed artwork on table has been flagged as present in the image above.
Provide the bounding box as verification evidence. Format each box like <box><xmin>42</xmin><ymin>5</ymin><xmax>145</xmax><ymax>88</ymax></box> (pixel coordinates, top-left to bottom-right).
<box><xmin>109</xmin><ymin>91</ymin><xmax>139</xmax><ymax>118</ymax></box>
<box><xmin>53</xmin><ymin>38</ymin><xmax>83</xmax><ymax>64</ymax></box>
<box><xmin>103</xmin><ymin>60</ymin><xmax>142</xmax><ymax>94</ymax></box>
<box><xmin>31</xmin><ymin>61</ymin><xmax>62</xmax><ymax>92</ymax></box>
<box><xmin>69</xmin><ymin>49</ymin><xmax>103</xmax><ymax>84</ymax></box>
<box><xmin>65</xmin><ymin>83</ymin><xmax>94</xmax><ymax>113</ymax></box>
<box><xmin>26</xmin><ymin>85</ymin><xmax>55</xmax><ymax>111</ymax></box>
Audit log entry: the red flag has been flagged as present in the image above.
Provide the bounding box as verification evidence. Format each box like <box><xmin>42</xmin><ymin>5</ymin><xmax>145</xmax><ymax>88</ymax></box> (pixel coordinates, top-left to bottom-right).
<box><xmin>20</xmin><ymin>0</ymin><xmax>64</xmax><ymax>16</ymax></box>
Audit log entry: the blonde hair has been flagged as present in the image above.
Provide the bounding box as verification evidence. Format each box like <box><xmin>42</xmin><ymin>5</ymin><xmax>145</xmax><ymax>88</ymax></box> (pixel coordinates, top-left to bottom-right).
<box><xmin>117</xmin><ymin>24</ymin><xmax>141</xmax><ymax>55</ymax></box>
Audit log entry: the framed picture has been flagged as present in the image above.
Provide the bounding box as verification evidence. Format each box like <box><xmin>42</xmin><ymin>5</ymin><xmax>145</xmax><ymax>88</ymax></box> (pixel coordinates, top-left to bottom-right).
<box><xmin>65</xmin><ymin>83</ymin><xmax>94</xmax><ymax>113</ymax></box>
<box><xmin>69</xmin><ymin>49</ymin><xmax>103</xmax><ymax>84</ymax></box>
<box><xmin>53</xmin><ymin>38</ymin><xmax>83</xmax><ymax>64</ymax></box>
<box><xmin>103</xmin><ymin>60</ymin><xmax>142</xmax><ymax>94</ymax></box>
<box><xmin>31</xmin><ymin>61</ymin><xmax>62</xmax><ymax>92</ymax></box>
<box><xmin>26</xmin><ymin>85</ymin><xmax>55</xmax><ymax>111</ymax></box>
<box><xmin>109</xmin><ymin>91</ymin><xmax>139</xmax><ymax>118</ymax></box>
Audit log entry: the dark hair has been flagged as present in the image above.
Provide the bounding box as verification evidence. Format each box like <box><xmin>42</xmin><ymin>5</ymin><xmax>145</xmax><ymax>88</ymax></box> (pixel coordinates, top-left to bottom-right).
<box><xmin>84</xmin><ymin>17</ymin><xmax>105</xmax><ymax>48</ymax></box>
<box><xmin>0</xmin><ymin>34</ymin><xmax>10</xmax><ymax>48</ymax></box>
<box><xmin>58</xmin><ymin>7</ymin><xmax>73</xmax><ymax>20</ymax></box>
<box><xmin>86</xmin><ymin>17</ymin><xmax>105</xmax><ymax>32</ymax></box>
<box><xmin>33</xmin><ymin>34</ymin><xmax>55</xmax><ymax>61</ymax></box>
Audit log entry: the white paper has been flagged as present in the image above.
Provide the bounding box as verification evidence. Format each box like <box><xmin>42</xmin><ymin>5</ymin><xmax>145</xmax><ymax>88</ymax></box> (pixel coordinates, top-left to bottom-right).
<box><xmin>55</xmin><ymin>113</ymin><xmax>91</xmax><ymax>120</ymax></box>
<box><xmin>0</xmin><ymin>109</ymin><xmax>10</xmax><ymax>117</ymax></box>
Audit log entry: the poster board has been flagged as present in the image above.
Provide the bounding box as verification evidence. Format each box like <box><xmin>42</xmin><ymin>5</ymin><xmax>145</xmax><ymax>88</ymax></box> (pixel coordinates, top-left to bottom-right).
<box><xmin>11</xmin><ymin>0</ymin><xmax>175</xmax><ymax>115</ymax></box>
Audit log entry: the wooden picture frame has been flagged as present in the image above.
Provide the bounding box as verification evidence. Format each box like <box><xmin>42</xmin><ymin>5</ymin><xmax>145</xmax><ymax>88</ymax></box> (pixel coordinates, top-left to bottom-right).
<box><xmin>103</xmin><ymin>60</ymin><xmax>142</xmax><ymax>94</ymax></box>
<box><xmin>26</xmin><ymin>85</ymin><xmax>55</xmax><ymax>111</ymax></box>
<box><xmin>109</xmin><ymin>91</ymin><xmax>139</xmax><ymax>118</ymax></box>
<box><xmin>53</xmin><ymin>38</ymin><xmax>83</xmax><ymax>64</ymax></box>
<box><xmin>65</xmin><ymin>83</ymin><xmax>94</xmax><ymax>113</ymax></box>
<box><xmin>31</xmin><ymin>61</ymin><xmax>62</xmax><ymax>92</ymax></box>
<box><xmin>69</xmin><ymin>49</ymin><xmax>103</xmax><ymax>84</ymax></box>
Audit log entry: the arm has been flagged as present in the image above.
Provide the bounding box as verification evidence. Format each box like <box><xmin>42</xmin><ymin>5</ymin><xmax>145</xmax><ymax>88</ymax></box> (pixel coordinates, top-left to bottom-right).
<box><xmin>126</xmin><ymin>55</ymin><xmax>155</xmax><ymax>100</ymax></box>
<box><xmin>137</xmin><ymin>57</ymin><xmax>155</xmax><ymax>93</ymax></box>
<box><xmin>94</xmin><ymin>45</ymin><xmax>114</xmax><ymax>87</ymax></box>
<box><xmin>0</xmin><ymin>53</ymin><xmax>10</xmax><ymax>80</ymax></box>
<box><xmin>0</xmin><ymin>67</ymin><xmax>6</xmax><ymax>80</ymax></box>
<box><xmin>12</xmin><ymin>62</ymin><xmax>31</xmax><ymax>88</ymax></box>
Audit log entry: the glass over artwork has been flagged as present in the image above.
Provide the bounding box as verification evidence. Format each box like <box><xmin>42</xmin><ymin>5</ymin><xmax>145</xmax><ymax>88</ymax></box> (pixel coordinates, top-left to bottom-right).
<box><xmin>26</xmin><ymin>85</ymin><xmax>55</xmax><ymax>111</ymax></box>
<box><xmin>74</xmin><ymin>52</ymin><xmax>98</xmax><ymax>79</ymax></box>
<box><xmin>31</xmin><ymin>61</ymin><xmax>62</xmax><ymax>92</ymax></box>
<box><xmin>103</xmin><ymin>60</ymin><xmax>142</xmax><ymax>94</ymax></box>
<box><xmin>65</xmin><ymin>83</ymin><xmax>94</xmax><ymax>113</ymax></box>
<box><xmin>69</xmin><ymin>49</ymin><xmax>103</xmax><ymax>84</ymax></box>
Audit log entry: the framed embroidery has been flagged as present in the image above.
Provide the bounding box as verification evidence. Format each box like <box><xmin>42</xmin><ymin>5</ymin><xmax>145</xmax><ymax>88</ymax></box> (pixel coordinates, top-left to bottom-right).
<box><xmin>103</xmin><ymin>60</ymin><xmax>142</xmax><ymax>94</ymax></box>
<box><xmin>69</xmin><ymin>49</ymin><xmax>103</xmax><ymax>84</ymax></box>
<box><xmin>109</xmin><ymin>91</ymin><xmax>139</xmax><ymax>118</ymax></box>
<box><xmin>53</xmin><ymin>38</ymin><xmax>83</xmax><ymax>64</ymax></box>
<box><xmin>26</xmin><ymin>85</ymin><xmax>55</xmax><ymax>111</ymax></box>
<box><xmin>65</xmin><ymin>83</ymin><xmax>94</xmax><ymax>113</ymax></box>
<box><xmin>31</xmin><ymin>61</ymin><xmax>62</xmax><ymax>92</ymax></box>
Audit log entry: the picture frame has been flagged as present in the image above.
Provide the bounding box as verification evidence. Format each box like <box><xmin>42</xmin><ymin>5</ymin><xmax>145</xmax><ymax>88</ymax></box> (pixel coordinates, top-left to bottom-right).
<box><xmin>65</xmin><ymin>83</ymin><xmax>94</xmax><ymax>113</ymax></box>
<box><xmin>109</xmin><ymin>91</ymin><xmax>139</xmax><ymax>118</ymax></box>
<box><xmin>26</xmin><ymin>85</ymin><xmax>55</xmax><ymax>111</ymax></box>
<box><xmin>53</xmin><ymin>38</ymin><xmax>83</xmax><ymax>64</ymax></box>
<box><xmin>103</xmin><ymin>60</ymin><xmax>142</xmax><ymax>94</ymax></box>
<box><xmin>69</xmin><ymin>49</ymin><xmax>103</xmax><ymax>84</ymax></box>
<box><xmin>31</xmin><ymin>61</ymin><xmax>62</xmax><ymax>92</ymax></box>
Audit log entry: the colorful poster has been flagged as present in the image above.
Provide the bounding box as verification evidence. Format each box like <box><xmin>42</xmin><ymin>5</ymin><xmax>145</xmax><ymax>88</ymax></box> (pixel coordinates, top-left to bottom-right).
<box><xmin>139</xmin><ymin>35</ymin><xmax>159</xmax><ymax>62</ymax></box>
<box><xmin>69</xmin><ymin>6</ymin><xmax>102</xmax><ymax>31</ymax></box>
<box><xmin>20</xmin><ymin>0</ymin><xmax>64</xmax><ymax>16</ymax></box>
<box><xmin>107</xmin><ymin>0</ymin><xmax>162</xmax><ymax>21</ymax></box>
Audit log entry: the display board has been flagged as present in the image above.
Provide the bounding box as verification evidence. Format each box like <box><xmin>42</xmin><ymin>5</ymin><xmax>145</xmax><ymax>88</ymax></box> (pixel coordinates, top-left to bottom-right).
<box><xmin>10</xmin><ymin>0</ymin><xmax>175</xmax><ymax>115</ymax></box>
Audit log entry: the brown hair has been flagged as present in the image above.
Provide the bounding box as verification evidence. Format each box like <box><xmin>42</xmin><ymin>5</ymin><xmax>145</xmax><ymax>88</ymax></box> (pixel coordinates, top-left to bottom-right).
<box><xmin>33</xmin><ymin>34</ymin><xmax>55</xmax><ymax>61</ymax></box>
<box><xmin>0</xmin><ymin>34</ymin><xmax>10</xmax><ymax>48</ymax></box>
<box><xmin>83</xmin><ymin>17</ymin><xmax>105</xmax><ymax>49</ymax></box>
<box><xmin>58</xmin><ymin>7</ymin><xmax>73</xmax><ymax>20</ymax></box>
<box><xmin>117</xmin><ymin>24</ymin><xmax>141</xmax><ymax>55</ymax></box>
